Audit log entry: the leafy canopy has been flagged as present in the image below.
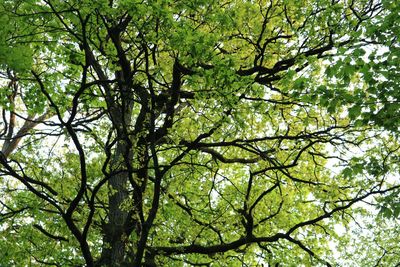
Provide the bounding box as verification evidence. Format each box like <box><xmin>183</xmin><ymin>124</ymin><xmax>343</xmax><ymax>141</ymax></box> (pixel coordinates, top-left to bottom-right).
<box><xmin>0</xmin><ymin>0</ymin><xmax>399</xmax><ymax>266</ymax></box>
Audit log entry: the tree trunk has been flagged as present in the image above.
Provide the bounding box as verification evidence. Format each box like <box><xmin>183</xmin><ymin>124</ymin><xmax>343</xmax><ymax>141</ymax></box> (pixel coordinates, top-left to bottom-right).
<box><xmin>100</xmin><ymin>141</ymin><xmax>131</xmax><ymax>266</ymax></box>
<box><xmin>97</xmin><ymin>87</ymin><xmax>135</xmax><ymax>266</ymax></box>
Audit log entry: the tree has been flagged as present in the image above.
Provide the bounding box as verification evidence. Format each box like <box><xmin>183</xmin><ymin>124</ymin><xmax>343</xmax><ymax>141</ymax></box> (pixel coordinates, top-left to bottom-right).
<box><xmin>0</xmin><ymin>0</ymin><xmax>399</xmax><ymax>266</ymax></box>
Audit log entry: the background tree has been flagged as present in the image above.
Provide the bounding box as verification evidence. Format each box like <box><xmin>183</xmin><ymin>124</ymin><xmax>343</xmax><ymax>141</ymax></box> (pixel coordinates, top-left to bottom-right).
<box><xmin>0</xmin><ymin>0</ymin><xmax>399</xmax><ymax>266</ymax></box>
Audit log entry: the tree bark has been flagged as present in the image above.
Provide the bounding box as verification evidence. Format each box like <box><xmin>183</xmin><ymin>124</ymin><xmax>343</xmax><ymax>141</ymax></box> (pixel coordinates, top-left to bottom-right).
<box><xmin>100</xmin><ymin>142</ymin><xmax>131</xmax><ymax>266</ymax></box>
<box><xmin>97</xmin><ymin>84</ymin><xmax>135</xmax><ymax>266</ymax></box>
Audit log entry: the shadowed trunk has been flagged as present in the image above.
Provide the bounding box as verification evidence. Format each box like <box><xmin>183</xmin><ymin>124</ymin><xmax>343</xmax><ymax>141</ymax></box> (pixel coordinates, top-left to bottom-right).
<box><xmin>101</xmin><ymin>141</ymin><xmax>131</xmax><ymax>266</ymax></box>
<box><xmin>97</xmin><ymin>82</ymin><xmax>136</xmax><ymax>266</ymax></box>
